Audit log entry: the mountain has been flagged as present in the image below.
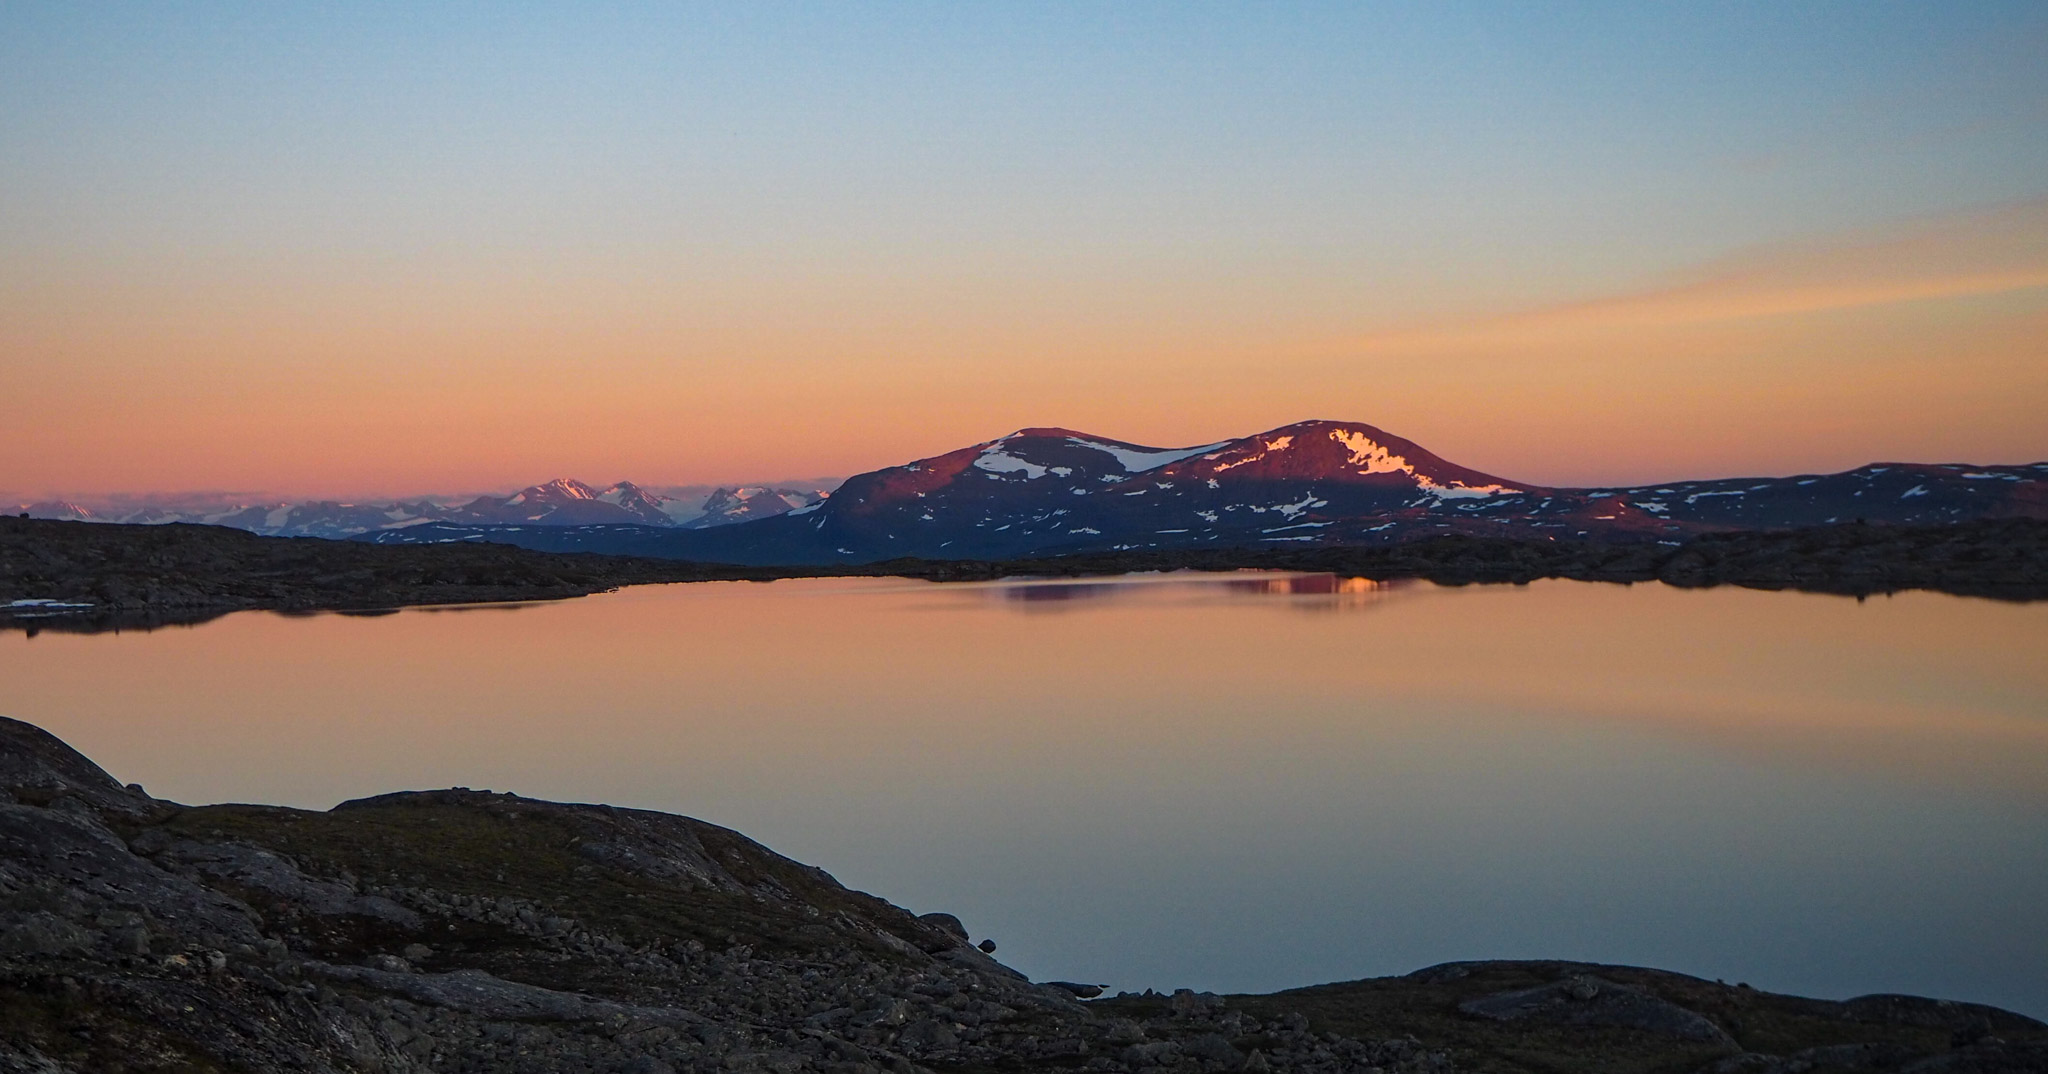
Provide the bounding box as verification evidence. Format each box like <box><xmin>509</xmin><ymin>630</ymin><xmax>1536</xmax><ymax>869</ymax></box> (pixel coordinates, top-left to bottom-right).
<box><xmin>13</xmin><ymin>501</ymin><xmax>98</xmax><ymax>521</ymax></box>
<box><xmin>448</xmin><ymin>478</ymin><xmax>677</xmax><ymax>527</ymax></box>
<box><xmin>12</xmin><ymin>480</ymin><xmax>831</xmax><ymax>540</ymax></box>
<box><xmin>683</xmin><ymin>486</ymin><xmax>828</xmax><ymax>528</ymax></box>
<box><xmin>358</xmin><ymin>419</ymin><xmax>2048</xmax><ymax>565</ymax></box>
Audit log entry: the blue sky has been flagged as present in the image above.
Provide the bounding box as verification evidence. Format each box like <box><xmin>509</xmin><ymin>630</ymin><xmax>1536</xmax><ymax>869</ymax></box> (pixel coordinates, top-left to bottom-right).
<box><xmin>3</xmin><ymin>2</ymin><xmax>2045</xmax><ymax>492</ymax></box>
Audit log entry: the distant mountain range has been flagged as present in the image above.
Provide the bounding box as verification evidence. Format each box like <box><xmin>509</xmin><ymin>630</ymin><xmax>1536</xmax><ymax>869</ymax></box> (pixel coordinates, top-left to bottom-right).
<box><xmin>8</xmin><ymin>479</ymin><xmax>832</xmax><ymax>540</ymax></box>
<box><xmin>349</xmin><ymin>419</ymin><xmax>2048</xmax><ymax>565</ymax></box>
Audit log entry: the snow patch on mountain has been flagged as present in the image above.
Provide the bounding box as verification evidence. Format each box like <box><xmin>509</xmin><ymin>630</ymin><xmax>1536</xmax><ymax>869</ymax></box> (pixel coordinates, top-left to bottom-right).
<box><xmin>1330</xmin><ymin>429</ymin><xmax>1417</xmax><ymax>476</ymax></box>
<box><xmin>1420</xmin><ymin>478</ymin><xmax>1519</xmax><ymax>499</ymax></box>
<box><xmin>1328</xmin><ymin>429</ymin><xmax>1520</xmax><ymax>497</ymax></box>
<box><xmin>1273</xmin><ymin>494</ymin><xmax>1328</xmax><ymax>519</ymax></box>
<box><xmin>973</xmin><ymin>449</ymin><xmax>1050</xmax><ymax>480</ymax></box>
<box><xmin>1067</xmin><ymin>437</ymin><xmax>1229</xmax><ymax>474</ymax></box>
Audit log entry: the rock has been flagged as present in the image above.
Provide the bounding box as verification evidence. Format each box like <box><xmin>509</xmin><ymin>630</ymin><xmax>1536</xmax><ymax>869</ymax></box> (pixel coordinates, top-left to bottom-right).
<box><xmin>917</xmin><ymin>912</ymin><xmax>968</xmax><ymax>941</ymax></box>
<box><xmin>309</xmin><ymin>963</ymin><xmax>706</xmax><ymax>1026</ymax></box>
<box><xmin>1458</xmin><ymin>975</ymin><xmax>1734</xmax><ymax>1044</ymax></box>
<box><xmin>1045</xmin><ymin>981</ymin><xmax>1107</xmax><ymax>999</ymax></box>
<box><xmin>1901</xmin><ymin>1039</ymin><xmax>2048</xmax><ymax>1072</ymax></box>
<box><xmin>897</xmin><ymin>1018</ymin><xmax>959</xmax><ymax>1052</ymax></box>
<box><xmin>1124</xmin><ymin>1040</ymin><xmax>1183</xmax><ymax>1067</ymax></box>
<box><xmin>977</xmin><ymin>939</ymin><xmax>997</xmax><ymax>954</ymax></box>
<box><xmin>1183</xmin><ymin>1033</ymin><xmax>1244</xmax><ymax>1068</ymax></box>
<box><xmin>856</xmin><ymin>999</ymin><xmax>913</xmax><ymax>1027</ymax></box>
<box><xmin>934</xmin><ymin>944</ymin><xmax>1028</xmax><ymax>980</ymax></box>
<box><xmin>0</xmin><ymin>717</ymin><xmax>162</xmax><ymax>820</ymax></box>
<box><xmin>1104</xmin><ymin>1019</ymin><xmax>1146</xmax><ymax>1045</ymax></box>
<box><xmin>724</xmin><ymin>1052</ymin><xmax>807</xmax><ymax>1074</ymax></box>
<box><xmin>108</xmin><ymin>923</ymin><xmax>151</xmax><ymax>956</ymax></box>
<box><xmin>5</xmin><ymin>719</ymin><xmax>2044</xmax><ymax>1074</ymax></box>
<box><xmin>0</xmin><ymin>912</ymin><xmax>92</xmax><ymax>957</ymax></box>
<box><xmin>1409</xmin><ymin>962</ymin><xmax>1472</xmax><ymax>983</ymax></box>
<box><xmin>154</xmin><ymin>837</ymin><xmax>423</xmax><ymax>930</ymax></box>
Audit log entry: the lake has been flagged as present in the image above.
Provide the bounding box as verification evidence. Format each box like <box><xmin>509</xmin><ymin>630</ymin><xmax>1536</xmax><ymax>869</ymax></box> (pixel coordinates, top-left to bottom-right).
<box><xmin>4</xmin><ymin>574</ymin><xmax>2045</xmax><ymax>1017</ymax></box>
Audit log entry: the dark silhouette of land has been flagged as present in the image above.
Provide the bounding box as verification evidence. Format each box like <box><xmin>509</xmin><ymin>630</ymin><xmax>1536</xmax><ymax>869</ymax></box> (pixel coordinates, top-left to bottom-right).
<box><xmin>4</xmin><ymin>515</ymin><xmax>2044</xmax><ymax>634</ymax></box>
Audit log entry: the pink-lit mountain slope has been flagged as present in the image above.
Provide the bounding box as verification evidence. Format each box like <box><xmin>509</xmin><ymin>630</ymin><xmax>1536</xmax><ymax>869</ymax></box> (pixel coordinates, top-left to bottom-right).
<box><xmin>360</xmin><ymin>419</ymin><xmax>2048</xmax><ymax>565</ymax></box>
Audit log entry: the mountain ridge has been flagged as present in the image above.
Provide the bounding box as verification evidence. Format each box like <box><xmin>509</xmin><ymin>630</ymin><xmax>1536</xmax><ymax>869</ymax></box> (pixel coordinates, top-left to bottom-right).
<box><xmin>10</xmin><ymin>479</ymin><xmax>834</xmax><ymax>540</ymax></box>
<box><xmin>357</xmin><ymin>419</ymin><xmax>2048</xmax><ymax>565</ymax></box>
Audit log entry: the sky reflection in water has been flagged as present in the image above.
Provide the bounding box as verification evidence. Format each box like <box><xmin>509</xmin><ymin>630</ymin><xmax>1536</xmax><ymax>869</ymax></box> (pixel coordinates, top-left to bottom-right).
<box><xmin>2</xmin><ymin>575</ymin><xmax>2043</xmax><ymax>1016</ymax></box>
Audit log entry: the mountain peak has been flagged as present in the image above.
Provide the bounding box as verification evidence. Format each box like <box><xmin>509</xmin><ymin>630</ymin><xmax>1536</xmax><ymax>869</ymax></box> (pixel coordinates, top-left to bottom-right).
<box><xmin>1003</xmin><ymin>426</ymin><xmax>1096</xmax><ymax>440</ymax></box>
<box><xmin>534</xmin><ymin>478</ymin><xmax>599</xmax><ymax>499</ymax></box>
<box><xmin>350</xmin><ymin>419</ymin><xmax>2048</xmax><ymax>564</ymax></box>
<box><xmin>681</xmin><ymin>485</ymin><xmax>829</xmax><ymax>529</ymax></box>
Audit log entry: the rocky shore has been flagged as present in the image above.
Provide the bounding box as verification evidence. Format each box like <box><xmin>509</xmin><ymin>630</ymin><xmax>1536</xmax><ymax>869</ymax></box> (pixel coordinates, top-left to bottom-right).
<box><xmin>3</xmin><ymin>516</ymin><xmax>2044</xmax><ymax>635</ymax></box>
<box><xmin>3</xmin><ymin>717</ymin><xmax>2044</xmax><ymax>1074</ymax></box>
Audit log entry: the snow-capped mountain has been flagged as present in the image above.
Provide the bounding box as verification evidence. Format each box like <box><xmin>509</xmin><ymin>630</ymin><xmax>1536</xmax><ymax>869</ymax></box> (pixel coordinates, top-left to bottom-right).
<box><xmin>12</xmin><ymin>502</ymin><xmax>98</xmax><ymax>521</ymax></box>
<box><xmin>771</xmin><ymin>421</ymin><xmax>1534</xmax><ymax>560</ymax></box>
<box><xmin>357</xmin><ymin>419</ymin><xmax>2048</xmax><ymax>564</ymax></box>
<box><xmin>449</xmin><ymin>479</ymin><xmax>674</xmax><ymax>527</ymax></box>
<box><xmin>11</xmin><ymin>480</ymin><xmax>831</xmax><ymax>539</ymax></box>
<box><xmin>682</xmin><ymin>487</ymin><xmax>825</xmax><ymax>529</ymax></box>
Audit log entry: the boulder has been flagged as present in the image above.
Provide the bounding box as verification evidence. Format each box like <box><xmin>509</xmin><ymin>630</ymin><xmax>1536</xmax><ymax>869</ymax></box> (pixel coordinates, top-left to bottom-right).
<box><xmin>1458</xmin><ymin>974</ymin><xmax>1733</xmax><ymax>1044</ymax></box>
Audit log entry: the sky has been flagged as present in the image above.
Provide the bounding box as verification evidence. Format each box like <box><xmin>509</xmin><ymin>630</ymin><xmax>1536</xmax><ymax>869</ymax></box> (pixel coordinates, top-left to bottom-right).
<box><xmin>3</xmin><ymin>2</ymin><xmax>2045</xmax><ymax>498</ymax></box>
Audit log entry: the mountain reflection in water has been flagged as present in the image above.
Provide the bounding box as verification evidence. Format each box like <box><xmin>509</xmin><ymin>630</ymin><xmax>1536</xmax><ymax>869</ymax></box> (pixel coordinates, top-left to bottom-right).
<box><xmin>3</xmin><ymin>576</ymin><xmax>2043</xmax><ymax>1018</ymax></box>
<box><xmin>990</xmin><ymin>571</ymin><xmax>1402</xmax><ymax>611</ymax></box>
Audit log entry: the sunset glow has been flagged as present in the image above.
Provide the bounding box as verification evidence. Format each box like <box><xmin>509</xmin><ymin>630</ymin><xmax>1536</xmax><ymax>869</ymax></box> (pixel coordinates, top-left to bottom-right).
<box><xmin>8</xmin><ymin>578</ymin><xmax>2045</xmax><ymax>1009</ymax></box>
<box><xmin>6</xmin><ymin>9</ymin><xmax>2048</xmax><ymax>1063</ymax></box>
<box><xmin>4</xmin><ymin>5</ymin><xmax>2044</xmax><ymax>498</ymax></box>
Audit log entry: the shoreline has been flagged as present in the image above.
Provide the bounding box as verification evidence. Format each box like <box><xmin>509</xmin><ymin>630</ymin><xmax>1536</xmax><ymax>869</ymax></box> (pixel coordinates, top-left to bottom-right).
<box><xmin>4</xmin><ymin>515</ymin><xmax>2045</xmax><ymax>635</ymax></box>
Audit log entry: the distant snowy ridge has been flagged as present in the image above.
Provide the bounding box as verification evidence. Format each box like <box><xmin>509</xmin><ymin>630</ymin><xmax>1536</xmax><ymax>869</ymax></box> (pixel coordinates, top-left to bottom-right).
<box><xmin>11</xmin><ymin>479</ymin><xmax>835</xmax><ymax>540</ymax></box>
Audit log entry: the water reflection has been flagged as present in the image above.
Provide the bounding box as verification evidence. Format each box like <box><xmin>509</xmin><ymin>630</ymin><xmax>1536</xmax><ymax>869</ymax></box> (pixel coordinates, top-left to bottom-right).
<box><xmin>986</xmin><ymin>571</ymin><xmax>1406</xmax><ymax>612</ymax></box>
<box><xmin>2</xmin><ymin>577</ymin><xmax>2044</xmax><ymax>1017</ymax></box>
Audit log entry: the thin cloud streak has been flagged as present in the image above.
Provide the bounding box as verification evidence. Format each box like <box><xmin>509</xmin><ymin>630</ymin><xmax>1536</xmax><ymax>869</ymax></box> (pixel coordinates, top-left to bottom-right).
<box><xmin>1344</xmin><ymin>199</ymin><xmax>2048</xmax><ymax>352</ymax></box>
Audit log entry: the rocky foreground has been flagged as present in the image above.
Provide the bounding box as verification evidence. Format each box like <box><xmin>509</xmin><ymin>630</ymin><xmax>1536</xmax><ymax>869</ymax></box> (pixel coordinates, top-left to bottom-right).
<box><xmin>3</xmin><ymin>516</ymin><xmax>2044</xmax><ymax>635</ymax></box>
<box><xmin>3</xmin><ymin>719</ymin><xmax>2044</xmax><ymax>1074</ymax></box>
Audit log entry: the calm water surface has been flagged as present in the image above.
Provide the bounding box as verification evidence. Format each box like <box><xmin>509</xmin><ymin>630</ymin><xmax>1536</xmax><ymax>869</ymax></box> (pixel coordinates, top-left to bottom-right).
<box><xmin>5</xmin><ymin>575</ymin><xmax>2045</xmax><ymax>1016</ymax></box>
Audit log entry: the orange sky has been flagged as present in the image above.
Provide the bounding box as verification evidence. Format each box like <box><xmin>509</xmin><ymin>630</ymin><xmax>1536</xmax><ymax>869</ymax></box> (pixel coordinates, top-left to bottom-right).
<box><xmin>4</xmin><ymin>6</ymin><xmax>2045</xmax><ymax>498</ymax></box>
<box><xmin>6</xmin><ymin>199</ymin><xmax>2044</xmax><ymax>498</ymax></box>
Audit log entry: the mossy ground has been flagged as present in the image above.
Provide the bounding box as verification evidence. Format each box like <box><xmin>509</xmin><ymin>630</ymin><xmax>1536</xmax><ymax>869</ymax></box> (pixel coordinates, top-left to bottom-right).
<box><xmin>153</xmin><ymin>799</ymin><xmax>928</xmax><ymax>965</ymax></box>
